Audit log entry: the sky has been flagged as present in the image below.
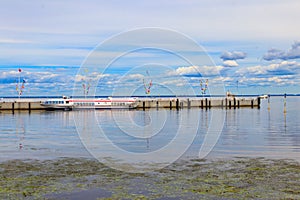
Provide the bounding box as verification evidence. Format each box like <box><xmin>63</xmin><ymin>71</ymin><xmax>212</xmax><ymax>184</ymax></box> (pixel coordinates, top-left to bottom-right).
<box><xmin>0</xmin><ymin>0</ymin><xmax>300</xmax><ymax>96</ymax></box>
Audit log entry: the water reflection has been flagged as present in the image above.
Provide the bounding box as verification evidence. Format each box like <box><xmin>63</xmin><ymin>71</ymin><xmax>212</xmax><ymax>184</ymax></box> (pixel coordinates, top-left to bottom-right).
<box><xmin>15</xmin><ymin>114</ymin><xmax>25</xmax><ymax>150</ymax></box>
<box><xmin>0</xmin><ymin>97</ymin><xmax>299</xmax><ymax>164</ymax></box>
<box><xmin>210</xmin><ymin>97</ymin><xmax>300</xmax><ymax>160</ymax></box>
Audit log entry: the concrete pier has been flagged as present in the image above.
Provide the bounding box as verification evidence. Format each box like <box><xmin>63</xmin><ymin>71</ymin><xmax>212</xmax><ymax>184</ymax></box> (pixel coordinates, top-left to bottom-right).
<box><xmin>0</xmin><ymin>97</ymin><xmax>261</xmax><ymax>111</ymax></box>
<box><xmin>0</xmin><ymin>99</ymin><xmax>44</xmax><ymax>111</ymax></box>
<box><xmin>134</xmin><ymin>97</ymin><xmax>260</xmax><ymax>109</ymax></box>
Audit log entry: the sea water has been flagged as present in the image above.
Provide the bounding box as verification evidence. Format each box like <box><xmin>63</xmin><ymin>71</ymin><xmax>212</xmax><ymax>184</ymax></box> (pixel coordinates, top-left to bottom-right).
<box><xmin>0</xmin><ymin>96</ymin><xmax>299</xmax><ymax>163</ymax></box>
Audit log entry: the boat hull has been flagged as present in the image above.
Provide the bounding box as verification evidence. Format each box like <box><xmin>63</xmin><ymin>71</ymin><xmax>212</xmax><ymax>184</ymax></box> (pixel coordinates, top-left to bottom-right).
<box><xmin>40</xmin><ymin>97</ymin><xmax>137</xmax><ymax>110</ymax></box>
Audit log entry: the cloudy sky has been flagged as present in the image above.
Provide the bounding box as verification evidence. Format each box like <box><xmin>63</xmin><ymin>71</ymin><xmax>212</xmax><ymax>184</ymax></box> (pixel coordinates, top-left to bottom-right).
<box><xmin>0</xmin><ymin>0</ymin><xmax>299</xmax><ymax>96</ymax></box>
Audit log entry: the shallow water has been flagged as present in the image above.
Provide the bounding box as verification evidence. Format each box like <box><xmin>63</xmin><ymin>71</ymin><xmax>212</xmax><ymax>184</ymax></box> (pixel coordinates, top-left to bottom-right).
<box><xmin>1</xmin><ymin>97</ymin><xmax>300</xmax><ymax>199</ymax></box>
<box><xmin>1</xmin><ymin>157</ymin><xmax>299</xmax><ymax>199</ymax></box>
<box><xmin>0</xmin><ymin>97</ymin><xmax>299</xmax><ymax>163</ymax></box>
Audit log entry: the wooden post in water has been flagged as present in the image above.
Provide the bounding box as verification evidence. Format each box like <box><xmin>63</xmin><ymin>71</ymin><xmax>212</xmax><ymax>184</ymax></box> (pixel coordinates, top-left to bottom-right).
<box><xmin>257</xmin><ymin>97</ymin><xmax>261</xmax><ymax>109</ymax></box>
<box><xmin>205</xmin><ymin>98</ymin><xmax>208</xmax><ymax>109</ymax></box>
<box><xmin>225</xmin><ymin>98</ymin><xmax>228</xmax><ymax>109</ymax></box>
<box><xmin>283</xmin><ymin>93</ymin><xmax>287</xmax><ymax>114</ymax></box>
<box><xmin>187</xmin><ymin>98</ymin><xmax>190</xmax><ymax>109</ymax></box>
<box><xmin>251</xmin><ymin>99</ymin><xmax>254</xmax><ymax>108</ymax></box>
<box><xmin>268</xmin><ymin>94</ymin><xmax>271</xmax><ymax>111</ymax></box>
<box><xmin>169</xmin><ymin>101</ymin><xmax>172</xmax><ymax>110</ymax></box>
<box><xmin>143</xmin><ymin>101</ymin><xmax>145</xmax><ymax>110</ymax></box>
<box><xmin>176</xmin><ymin>98</ymin><xmax>179</xmax><ymax>110</ymax></box>
<box><xmin>233</xmin><ymin>98</ymin><xmax>236</xmax><ymax>109</ymax></box>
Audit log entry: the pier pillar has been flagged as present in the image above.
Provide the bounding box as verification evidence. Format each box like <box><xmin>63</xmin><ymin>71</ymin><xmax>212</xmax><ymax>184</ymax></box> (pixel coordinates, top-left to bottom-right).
<box><xmin>229</xmin><ymin>100</ymin><xmax>231</xmax><ymax>109</ymax></box>
<box><xmin>205</xmin><ymin>98</ymin><xmax>208</xmax><ymax>109</ymax></box>
<box><xmin>257</xmin><ymin>97</ymin><xmax>261</xmax><ymax>109</ymax></box>
<box><xmin>225</xmin><ymin>98</ymin><xmax>228</xmax><ymax>109</ymax></box>
<box><xmin>251</xmin><ymin>100</ymin><xmax>254</xmax><ymax>108</ymax></box>
<box><xmin>169</xmin><ymin>101</ymin><xmax>172</xmax><ymax>110</ymax></box>
<box><xmin>209</xmin><ymin>100</ymin><xmax>211</xmax><ymax>109</ymax></box>
<box><xmin>176</xmin><ymin>98</ymin><xmax>179</xmax><ymax>110</ymax></box>
<box><xmin>187</xmin><ymin>98</ymin><xmax>190</xmax><ymax>109</ymax></box>
<box><xmin>233</xmin><ymin>98</ymin><xmax>236</xmax><ymax>109</ymax></box>
<box><xmin>143</xmin><ymin>101</ymin><xmax>145</xmax><ymax>110</ymax></box>
<box><xmin>237</xmin><ymin>100</ymin><xmax>240</xmax><ymax>108</ymax></box>
<box><xmin>201</xmin><ymin>100</ymin><xmax>203</xmax><ymax>109</ymax></box>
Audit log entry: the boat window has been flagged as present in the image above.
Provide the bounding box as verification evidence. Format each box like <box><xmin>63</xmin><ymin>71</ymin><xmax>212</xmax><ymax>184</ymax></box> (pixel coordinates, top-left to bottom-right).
<box><xmin>66</xmin><ymin>101</ymin><xmax>69</xmax><ymax>104</ymax></box>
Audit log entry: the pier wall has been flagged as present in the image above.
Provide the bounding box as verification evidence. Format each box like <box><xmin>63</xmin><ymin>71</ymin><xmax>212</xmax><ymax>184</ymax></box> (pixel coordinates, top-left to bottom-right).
<box><xmin>135</xmin><ymin>97</ymin><xmax>260</xmax><ymax>109</ymax></box>
<box><xmin>0</xmin><ymin>100</ymin><xmax>44</xmax><ymax>111</ymax></box>
<box><xmin>0</xmin><ymin>97</ymin><xmax>260</xmax><ymax>111</ymax></box>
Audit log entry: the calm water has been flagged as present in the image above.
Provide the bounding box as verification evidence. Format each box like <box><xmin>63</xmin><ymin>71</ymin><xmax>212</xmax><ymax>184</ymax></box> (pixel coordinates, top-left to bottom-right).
<box><xmin>0</xmin><ymin>97</ymin><xmax>299</xmax><ymax>163</ymax></box>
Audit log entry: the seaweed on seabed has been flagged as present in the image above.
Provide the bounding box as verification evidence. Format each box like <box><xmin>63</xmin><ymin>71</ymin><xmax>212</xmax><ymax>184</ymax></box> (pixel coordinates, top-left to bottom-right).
<box><xmin>0</xmin><ymin>158</ymin><xmax>300</xmax><ymax>199</ymax></box>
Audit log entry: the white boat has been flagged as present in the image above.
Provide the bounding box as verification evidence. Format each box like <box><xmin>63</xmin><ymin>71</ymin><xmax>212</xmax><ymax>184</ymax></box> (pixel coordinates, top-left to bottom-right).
<box><xmin>259</xmin><ymin>94</ymin><xmax>269</xmax><ymax>99</ymax></box>
<box><xmin>41</xmin><ymin>97</ymin><xmax>137</xmax><ymax>110</ymax></box>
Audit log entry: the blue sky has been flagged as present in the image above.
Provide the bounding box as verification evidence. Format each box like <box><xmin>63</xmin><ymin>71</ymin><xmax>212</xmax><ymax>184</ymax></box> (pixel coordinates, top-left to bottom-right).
<box><xmin>0</xmin><ymin>0</ymin><xmax>300</xmax><ymax>96</ymax></box>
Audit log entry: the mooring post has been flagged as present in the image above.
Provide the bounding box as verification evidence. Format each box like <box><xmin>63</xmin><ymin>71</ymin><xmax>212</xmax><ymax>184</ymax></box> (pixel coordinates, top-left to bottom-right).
<box><xmin>170</xmin><ymin>101</ymin><xmax>172</xmax><ymax>110</ymax></box>
<box><xmin>237</xmin><ymin>100</ymin><xmax>240</xmax><ymax>108</ymax></box>
<box><xmin>283</xmin><ymin>93</ymin><xmax>287</xmax><ymax>114</ymax></box>
<box><xmin>143</xmin><ymin>101</ymin><xmax>145</xmax><ymax>110</ymax></box>
<box><xmin>187</xmin><ymin>98</ymin><xmax>190</xmax><ymax>109</ymax></box>
<box><xmin>205</xmin><ymin>98</ymin><xmax>208</xmax><ymax>109</ymax></box>
<box><xmin>229</xmin><ymin>100</ymin><xmax>231</xmax><ymax>109</ymax></box>
<box><xmin>209</xmin><ymin>100</ymin><xmax>211</xmax><ymax>109</ymax></box>
<box><xmin>225</xmin><ymin>98</ymin><xmax>228</xmax><ymax>109</ymax></box>
<box><xmin>28</xmin><ymin>102</ymin><xmax>31</xmax><ymax>112</ymax></box>
<box><xmin>233</xmin><ymin>98</ymin><xmax>236</xmax><ymax>109</ymax></box>
<box><xmin>176</xmin><ymin>98</ymin><xmax>179</xmax><ymax>110</ymax></box>
<box><xmin>201</xmin><ymin>99</ymin><xmax>203</xmax><ymax>109</ymax></box>
<box><xmin>268</xmin><ymin>94</ymin><xmax>271</xmax><ymax>111</ymax></box>
<box><xmin>251</xmin><ymin>99</ymin><xmax>254</xmax><ymax>108</ymax></box>
<box><xmin>257</xmin><ymin>97</ymin><xmax>261</xmax><ymax>109</ymax></box>
<box><xmin>156</xmin><ymin>101</ymin><xmax>159</xmax><ymax>110</ymax></box>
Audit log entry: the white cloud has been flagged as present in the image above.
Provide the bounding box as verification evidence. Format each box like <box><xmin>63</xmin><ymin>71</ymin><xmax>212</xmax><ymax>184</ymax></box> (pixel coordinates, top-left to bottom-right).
<box><xmin>223</xmin><ymin>60</ymin><xmax>239</xmax><ymax>67</ymax></box>
<box><xmin>263</xmin><ymin>41</ymin><xmax>300</xmax><ymax>61</ymax></box>
<box><xmin>74</xmin><ymin>73</ymin><xmax>111</xmax><ymax>82</ymax></box>
<box><xmin>169</xmin><ymin>65</ymin><xmax>224</xmax><ymax>77</ymax></box>
<box><xmin>121</xmin><ymin>74</ymin><xmax>144</xmax><ymax>81</ymax></box>
<box><xmin>236</xmin><ymin>61</ymin><xmax>300</xmax><ymax>76</ymax></box>
<box><xmin>161</xmin><ymin>79</ymin><xmax>187</xmax><ymax>87</ymax></box>
<box><xmin>220</xmin><ymin>51</ymin><xmax>246</xmax><ymax>61</ymax></box>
